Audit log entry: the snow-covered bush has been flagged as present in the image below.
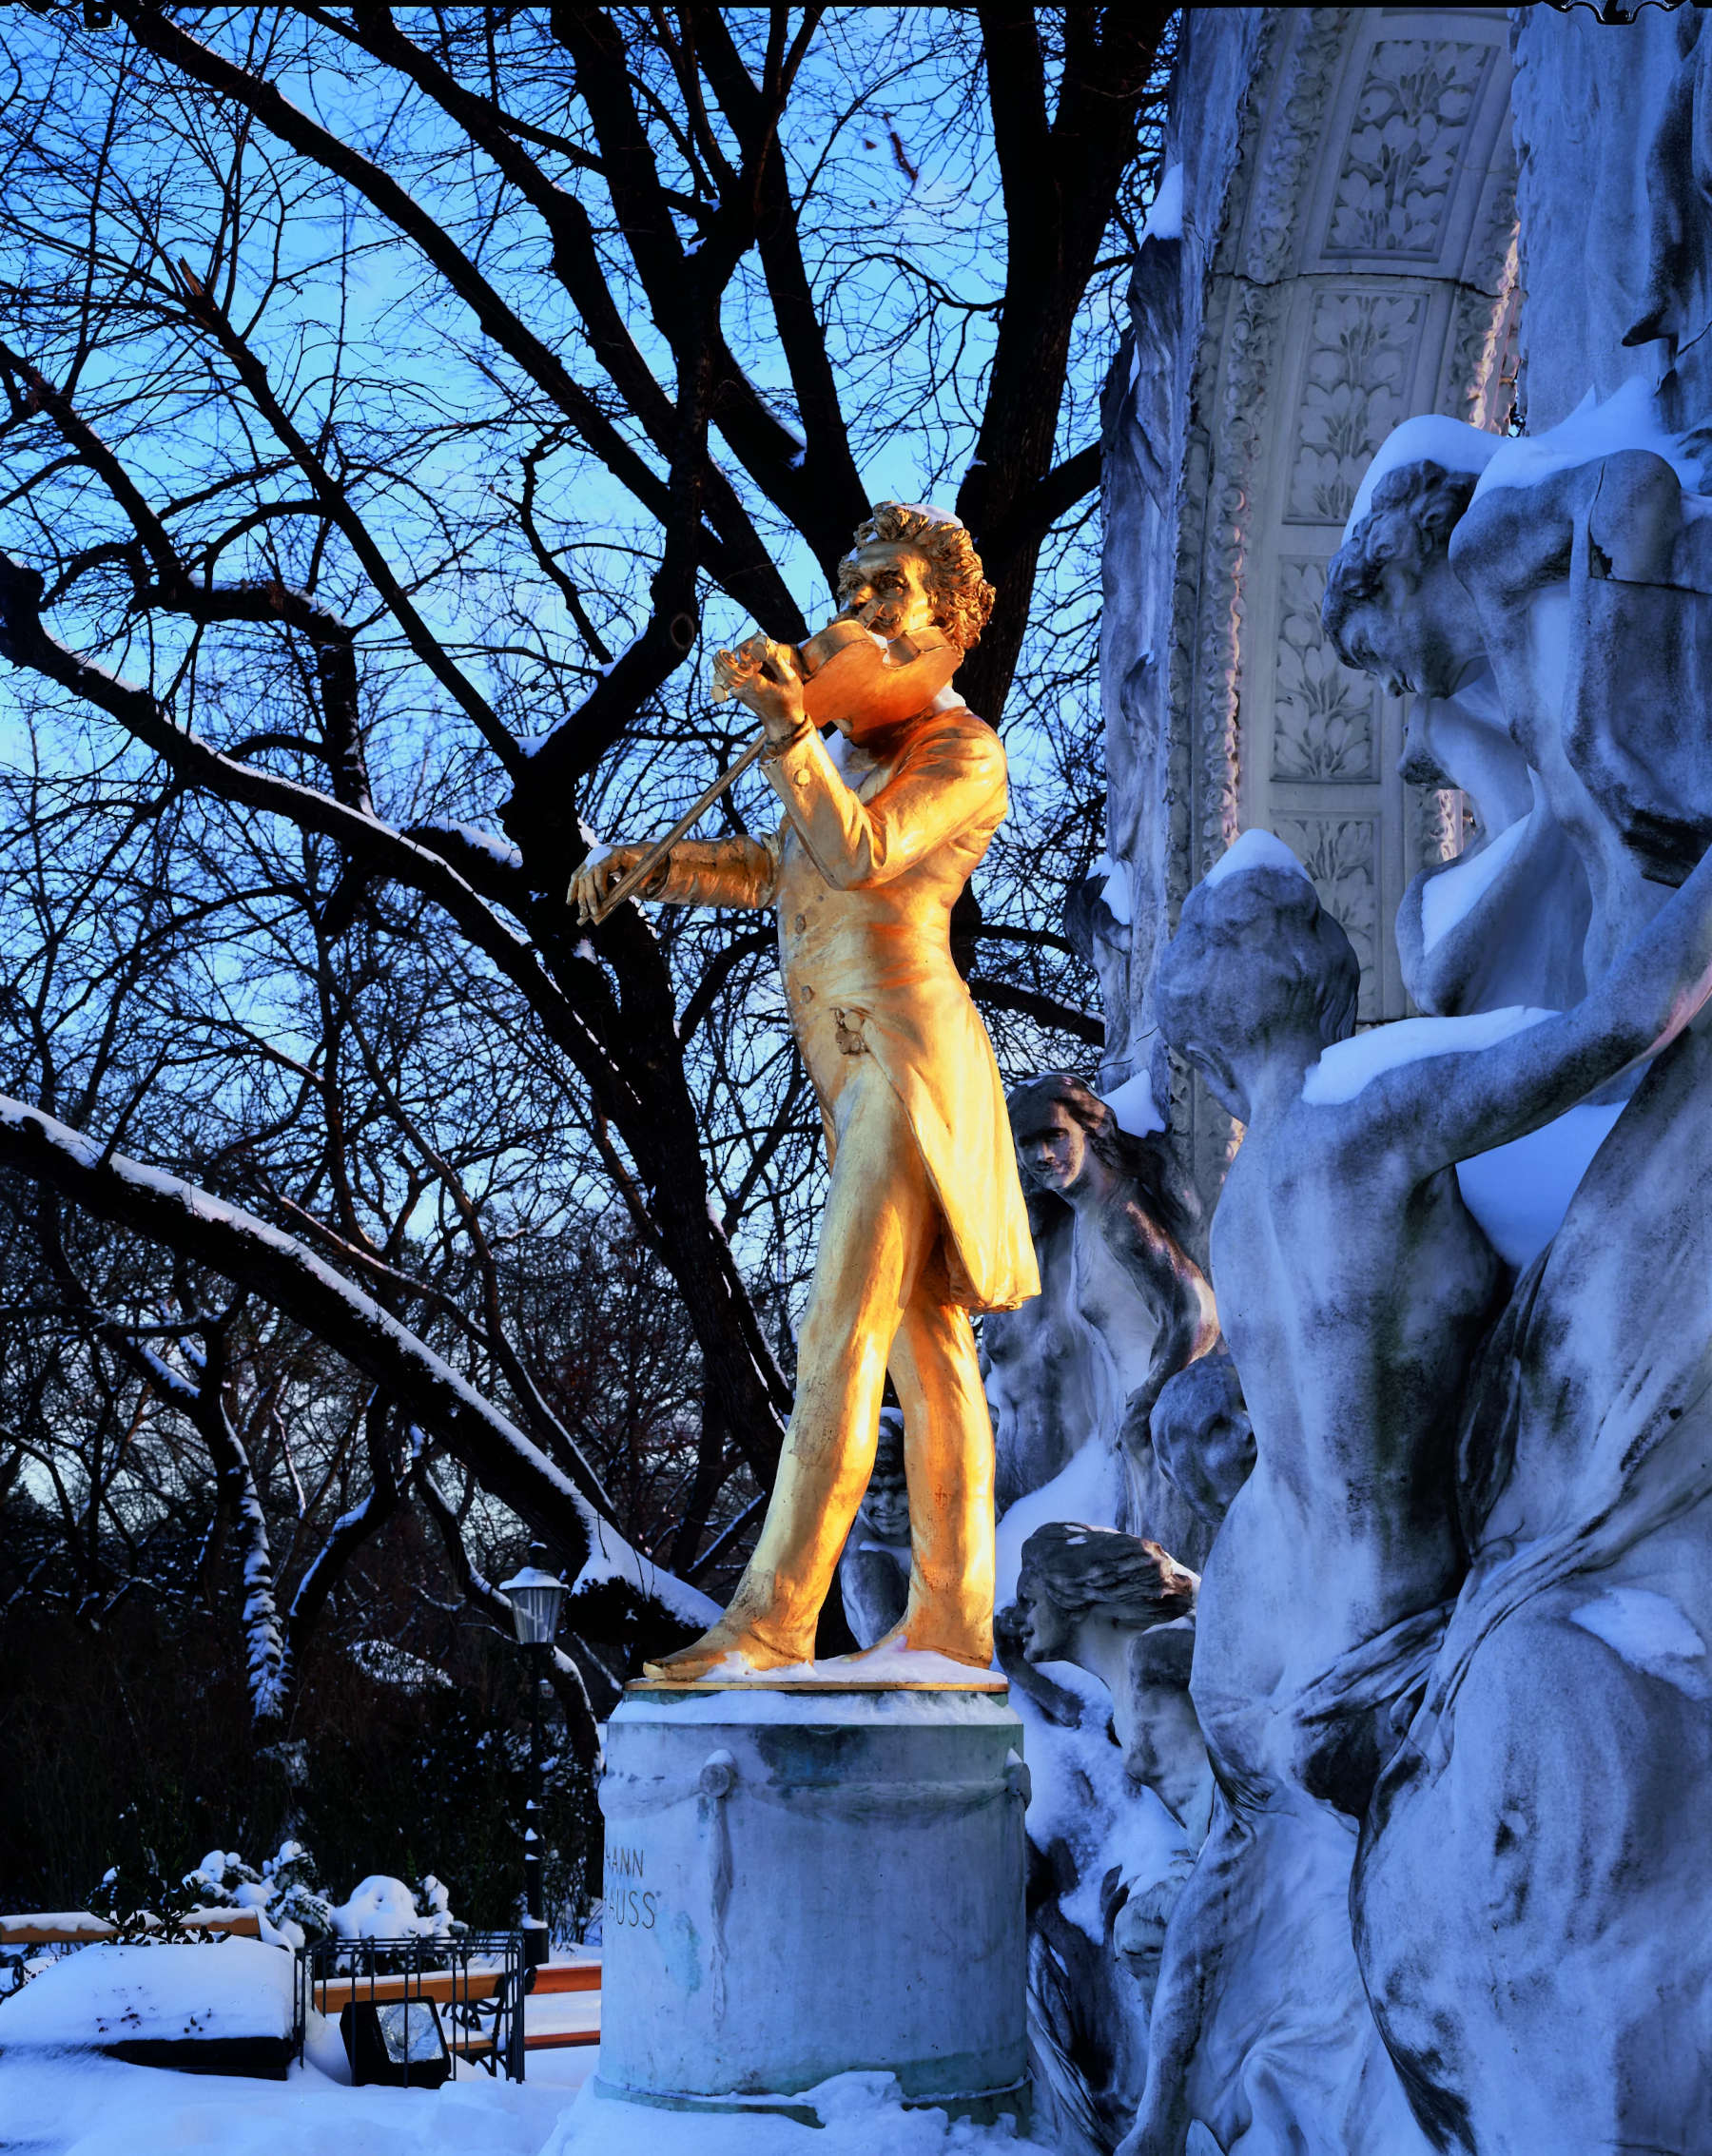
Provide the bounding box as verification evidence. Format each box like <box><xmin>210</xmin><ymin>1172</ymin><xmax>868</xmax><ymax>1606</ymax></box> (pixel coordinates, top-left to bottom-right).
<box><xmin>88</xmin><ymin>1855</ymin><xmax>198</xmax><ymax>1939</ymax></box>
<box><xmin>329</xmin><ymin>1870</ymin><xmax>467</xmax><ymax>1944</ymax></box>
<box><xmin>84</xmin><ymin>1841</ymin><xmax>461</xmax><ymax>1953</ymax></box>
<box><xmin>253</xmin><ymin>1843</ymin><xmax>338</xmax><ymax>1950</ymax></box>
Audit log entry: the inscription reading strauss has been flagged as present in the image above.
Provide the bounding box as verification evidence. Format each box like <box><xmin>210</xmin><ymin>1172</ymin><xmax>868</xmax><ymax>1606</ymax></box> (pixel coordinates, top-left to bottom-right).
<box><xmin>604</xmin><ymin>1843</ymin><xmax>659</xmax><ymax>1930</ymax></box>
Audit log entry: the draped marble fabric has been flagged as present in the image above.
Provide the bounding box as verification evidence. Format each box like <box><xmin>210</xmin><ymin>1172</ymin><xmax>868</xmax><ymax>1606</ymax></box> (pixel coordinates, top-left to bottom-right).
<box><xmin>1357</xmin><ymin>1009</ymin><xmax>1712</xmax><ymax>2155</ymax></box>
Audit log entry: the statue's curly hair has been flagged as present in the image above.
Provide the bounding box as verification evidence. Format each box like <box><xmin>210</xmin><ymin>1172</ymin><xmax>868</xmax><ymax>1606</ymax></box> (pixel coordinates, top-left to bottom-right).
<box><xmin>838</xmin><ymin>502</ymin><xmax>997</xmax><ymax>652</ymax></box>
<box><xmin>1018</xmin><ymin>1522</ymin><xmax>1198</xmax><ymax>1628</ymax></box>
<box><xmin>1321</xmin><ymin>460</ymin><xmax>1479</xmax><ymax>665</ymax></box>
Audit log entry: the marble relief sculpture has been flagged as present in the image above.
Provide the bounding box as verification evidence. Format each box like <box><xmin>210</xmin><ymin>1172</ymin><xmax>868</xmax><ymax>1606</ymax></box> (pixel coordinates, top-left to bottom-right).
<box><xmin>1107</xmin><ymin>389</ymin><xmax>1712</xmax><ymax>2155</ymax></box>
<box><xmin>991</xmin><ymin>1075</ymin><xmax>1220</xmax><ymax>1557</ymax></box>
<box><xmin>836</xmin><ymin>1407</ymin><xmax>910</xmax><ymax>1649</ymax></box>
<box><xmin>1054</xmin><ymin>18</ymin><xmax>1712</xmax><ymax>2154</ymax></box>
<box><xmin>1337</xmin><ymin>419</ymin><xmax>1712</xmax><ymax>2153</ymax></box>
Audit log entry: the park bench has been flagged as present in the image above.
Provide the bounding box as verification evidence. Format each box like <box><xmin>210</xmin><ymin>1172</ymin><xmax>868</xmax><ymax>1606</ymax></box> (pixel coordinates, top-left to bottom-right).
<box><xmin>301</xmin><ymin>1932</ymin><xmax>530</xmax><ymax>2080</ymax></box>
<box><xmin>305</xmin><ymin>1952</ymin><xmax>603</xmax><ymax>2061</ymax></box>
<box><xmin>523</xmin><ymin>1958</ymin><xmax>601</xmax><ymax>2050</ymax></box>
<box><xmin>309</xmin><ymin>1963</ymin><xmax>510</xmax><ymax>2062</ymax></box>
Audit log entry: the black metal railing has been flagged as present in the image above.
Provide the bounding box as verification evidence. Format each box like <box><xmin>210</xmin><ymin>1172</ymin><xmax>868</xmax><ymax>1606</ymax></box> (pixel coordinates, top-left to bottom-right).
<box><xmin>299</xmin><ymin>1931</ymin><xmax>526</xmax><ymax>2084</ymax></box>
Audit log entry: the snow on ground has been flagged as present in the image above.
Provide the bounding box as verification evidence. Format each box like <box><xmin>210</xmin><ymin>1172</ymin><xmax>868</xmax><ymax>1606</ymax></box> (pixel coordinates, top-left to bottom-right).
<box><xmin>0</xmin><ymin>1944</ymin><xmax>1059</xmax><ymax>2152</ymax></box>
<box><xmin>0</xmin><ymin>2049</ymin><xmax>1059</xmax><ymax>2156</ymax></box>
<box><xmin>0</xmin><ymin>2050</ymin><xmax>579</xmax><ymax>2156</ymax></box>
<box><xmin>543</xmin><ymin>2070</ymin><xmax>1058</xmax><ymax>2155</ymax></box>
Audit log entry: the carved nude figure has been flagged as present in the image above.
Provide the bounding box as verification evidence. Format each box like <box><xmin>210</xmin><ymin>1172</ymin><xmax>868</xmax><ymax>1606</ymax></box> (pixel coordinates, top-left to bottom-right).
<box><xmin>1010</xmin><ymin>1524</ymin><xmax>1206</xmax><ymax>2156</ymax></box>
<box><xmin>1447</xmin><ymin>430</ymin><xmax>1712</xmax><ymax>911</ymax></box>
<box><xmin>1148</xmin><ymin>1350</ymin><xmax>1253</xmax><ymax>1547</ymax></box>
<box><xmin>835</xmin><ymin>1407</ymin><xmax>910</xmax><ymax>1649</ymax></box>
<box><xmin>1015</xmin><ymin>1522</ymin><xmax>1209</xmax><ymax>1835</ymax></box>
<box><xmin>1427</xmin><ymin>422</ymin><xmax>1703</xmax><ymax>987</ymax></box>
<box><xmin>1322</xmin><ymin>424</ymin><xmax>1590</xmax><ymax>1020</ymax></box>
<box><xmin>1005</xmin><ymin>1076</ymin><xmax>1219</xmax><ymax>1554</ymax></box>
<box><xmin>984</xmin><ymin>1183</ymin><xmax>1105</xmax><ymax>1520</ymax></box>
<box><xmin>1123</xmin><ymin>823</ymin><xmax>1712</xmax><ymax>2156</ymax></box>
<box><xmin>1002</xmin><ymin>1577</ymin><xmax>1146</xmax><ymax>2156</ymax></box>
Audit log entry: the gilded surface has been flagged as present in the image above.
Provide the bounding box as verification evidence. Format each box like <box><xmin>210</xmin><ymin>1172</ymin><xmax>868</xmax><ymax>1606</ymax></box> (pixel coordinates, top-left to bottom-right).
<box><xmin>572</xmin><ymin>507</ymin><xmax>1038</xmax><ymax>1679</ymax></box>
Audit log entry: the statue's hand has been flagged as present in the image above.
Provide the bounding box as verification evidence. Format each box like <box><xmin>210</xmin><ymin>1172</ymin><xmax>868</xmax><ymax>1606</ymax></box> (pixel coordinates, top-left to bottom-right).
<box><xmin>710</xmin><ymin>632</ymin><xmax>768</xmax><ymax>704</ymax></box>
<box><xmin>569</xmin><ymin>845</ymin><xmax>664</xmax><ymax>924</ymax></box>
<box><xmin>716</xmin><ymin>635</ymin><xmax>807</xmax><ymax>746</ymax></box>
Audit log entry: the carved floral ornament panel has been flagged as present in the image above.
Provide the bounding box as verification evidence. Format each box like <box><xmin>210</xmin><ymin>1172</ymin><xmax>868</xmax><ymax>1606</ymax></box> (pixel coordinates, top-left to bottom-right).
<box><xmin>1273</xmin><ymin>559</ymin><xmax>1379</xmax><ymax>785</ymax></box>
<box><xmin>1288</xmin><ymin>291</ymin><xmax>1425</xmax><ymax>526</ymax></box>
<box><xmin>1325</xmin><ymin>39</ymin><xmax>1493</xmax><ymax>260</ymax></box>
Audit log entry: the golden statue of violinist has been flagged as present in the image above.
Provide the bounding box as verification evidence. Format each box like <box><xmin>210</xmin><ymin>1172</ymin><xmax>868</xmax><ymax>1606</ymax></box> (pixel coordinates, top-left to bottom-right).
<box><xmin>573</xmin><ymin>504</ymin><xmax>1039</xmax><ymax>1680</ymax></box>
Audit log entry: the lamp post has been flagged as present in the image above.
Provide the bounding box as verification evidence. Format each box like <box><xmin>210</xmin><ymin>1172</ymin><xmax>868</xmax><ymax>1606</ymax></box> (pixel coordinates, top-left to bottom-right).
<box><xmin>500</xmin><ymin>1548</ymin><xmax>566</xmax><ymax>1970</ymax></box>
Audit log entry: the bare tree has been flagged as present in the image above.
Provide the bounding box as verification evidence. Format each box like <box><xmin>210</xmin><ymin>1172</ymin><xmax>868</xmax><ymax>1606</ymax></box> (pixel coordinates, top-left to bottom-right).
<box><xmin>0</xmin><ymin>9</ymin><xmax>1169</xmax><ymax>1634</ymax></box>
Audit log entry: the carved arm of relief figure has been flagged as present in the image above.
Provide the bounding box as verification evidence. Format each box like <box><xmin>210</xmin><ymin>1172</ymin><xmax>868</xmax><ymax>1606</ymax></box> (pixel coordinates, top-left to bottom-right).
<box><xmin>1355</xmin><ymin>825</ymin><xmax>1712</xmax><ymax>1184</ymax></box>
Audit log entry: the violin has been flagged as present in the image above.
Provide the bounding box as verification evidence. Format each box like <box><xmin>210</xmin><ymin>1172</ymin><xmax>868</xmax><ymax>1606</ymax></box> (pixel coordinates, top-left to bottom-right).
<box><xmin>585</xmin><ymin>617</ymin><xmax>960</xmax><ymax>923</ymax></box>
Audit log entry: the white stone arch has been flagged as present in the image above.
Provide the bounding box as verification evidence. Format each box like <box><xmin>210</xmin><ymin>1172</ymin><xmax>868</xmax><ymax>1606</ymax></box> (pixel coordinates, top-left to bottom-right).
<box><xmin>1099</xmin><ymin>5</ymin><xmax>1518</xmax><ymax>1197</ymax></box>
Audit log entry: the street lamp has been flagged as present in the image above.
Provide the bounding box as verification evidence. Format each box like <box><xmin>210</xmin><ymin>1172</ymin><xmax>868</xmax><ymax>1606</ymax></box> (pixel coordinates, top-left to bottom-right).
<box><xmin>500</xmin><ymin>1547</ymin><xmax>566</xmax><ymax>1969</ymax></box>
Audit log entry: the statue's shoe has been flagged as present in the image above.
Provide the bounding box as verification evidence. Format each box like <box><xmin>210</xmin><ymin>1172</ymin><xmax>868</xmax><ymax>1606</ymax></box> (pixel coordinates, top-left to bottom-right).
<box><xmin>641</xmin><ymin>1621</ymin><xmax>807</xmax><ymax>1682</ymax></box>
<box><xmin>836</xmin><ymin>1622</ymin><xmax>995</xmax><ymax>1672</ymax></box>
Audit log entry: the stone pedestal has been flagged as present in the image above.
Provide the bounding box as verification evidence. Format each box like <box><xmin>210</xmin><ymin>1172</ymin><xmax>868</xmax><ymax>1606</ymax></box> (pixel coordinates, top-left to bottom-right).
<box><xmin>593</xmin><ymin>1685</ymin><xmax>1029</xmax><ymax>2124</ymax></box>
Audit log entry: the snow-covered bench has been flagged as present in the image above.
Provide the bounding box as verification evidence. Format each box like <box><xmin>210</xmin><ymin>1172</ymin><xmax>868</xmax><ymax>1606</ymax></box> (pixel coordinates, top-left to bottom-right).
<box><xmin>0</xmin><ymin>1934</ymin><xmax>299</xmax><ymax>2079</ymax></box>
<box><xmin>524</xmin><ymin>1959</ymin><xmax>601</xmax><ymax>2052</ymax></box>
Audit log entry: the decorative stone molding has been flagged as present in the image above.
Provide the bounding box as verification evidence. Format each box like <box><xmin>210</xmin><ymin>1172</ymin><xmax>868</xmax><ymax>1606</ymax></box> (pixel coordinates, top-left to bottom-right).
<box><xmin>1102</xmin><ymin>6</ymin><xmax>1518</xmax><ymax>1205</ymax></box>
<box><xmin>1272</xmin><ymin>558</ymin><xmax>1379</xmax><ymax>784</ymax></box>
<box><xmin>1236</xmin><ymin>10</ymin><xmax>1356</xmax><ymax>288</ymax></box>
<box><xmin>1272</xmin><ymin>811</ymin><xmax>1381</xmax><ymax>1020</ymax></box>
<box><xmin>1287</xmin><ymin>291</ymin><xmax>1426</xmax><ymax>526</ymax></box>
<box><xmin>1324</xmin><ymin>39</ymin><xmax>1494</xmax><ymax>259</ymax></box>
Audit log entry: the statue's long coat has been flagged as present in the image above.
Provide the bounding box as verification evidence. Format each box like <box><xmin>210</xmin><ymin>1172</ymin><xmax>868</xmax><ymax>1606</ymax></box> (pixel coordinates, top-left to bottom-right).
<box><xmin>656</xmin><ymin>700</ymin><xmax>1039</xmax><ymax>1314</ymax></box>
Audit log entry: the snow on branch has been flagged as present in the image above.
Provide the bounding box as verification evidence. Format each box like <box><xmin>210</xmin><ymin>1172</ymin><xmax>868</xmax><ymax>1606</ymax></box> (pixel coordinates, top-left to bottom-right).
<box><xmin>0</xmin><ymin>1095</ymin><xmax>633</xmax><ymax>1578</ymax></box>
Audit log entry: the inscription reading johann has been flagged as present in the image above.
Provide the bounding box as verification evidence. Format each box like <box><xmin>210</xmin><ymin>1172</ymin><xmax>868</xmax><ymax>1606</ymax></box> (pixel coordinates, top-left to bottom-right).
<box><xmin>604</xmin><ymin>1842</ymin><xmax>659</xmax><ymax>1929</ymax></box>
